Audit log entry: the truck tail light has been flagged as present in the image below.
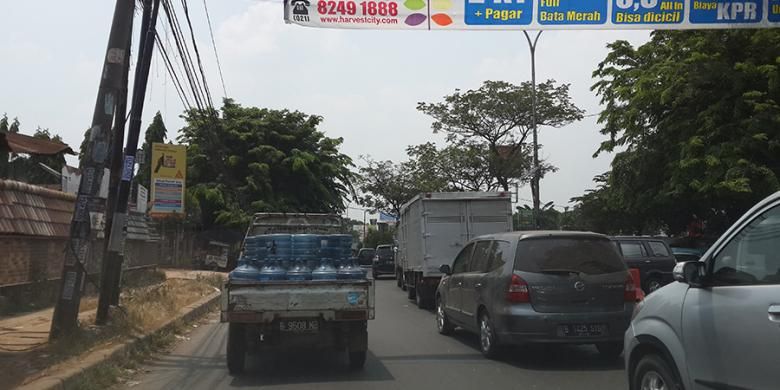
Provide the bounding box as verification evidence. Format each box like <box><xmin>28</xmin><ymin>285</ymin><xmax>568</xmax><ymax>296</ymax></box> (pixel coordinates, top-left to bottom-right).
<box><xmin>506</xmin><ymin>274</ymin><xmax>530</xmax><ymax>303</ymax></box>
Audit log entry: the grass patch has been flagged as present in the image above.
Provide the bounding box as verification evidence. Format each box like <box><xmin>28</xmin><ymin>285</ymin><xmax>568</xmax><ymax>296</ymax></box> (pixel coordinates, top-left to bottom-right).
<box><xmin>67</xmin><ymin>322</ymin><xmax>187</xmax><ymax>390</ymax></box>
<box><xmin>122</xmin><ymin>268</ymin><xmax>167</xmax><ymax>289</ymax></box>
<box><xmin>26</xmin><ymin>277</ymin><xmax>217</xmax><ymax>386</ymax></box>
<box><xmin>196</xmin><ymin>273</ymin><xmax>226</xmax><ymax>289</ymax></box>
<box><xmin>69</xmin><ymin>362</ymin><xmax>123</xmax><ymax>390</ymax></box>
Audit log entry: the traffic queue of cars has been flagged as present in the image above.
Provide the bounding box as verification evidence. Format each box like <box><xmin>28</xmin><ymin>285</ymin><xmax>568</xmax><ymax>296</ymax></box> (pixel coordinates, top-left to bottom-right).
<box><xmin>382</xmin><ymin>191</ymin><xmax>779</xmax><ymax>389</ymax></box>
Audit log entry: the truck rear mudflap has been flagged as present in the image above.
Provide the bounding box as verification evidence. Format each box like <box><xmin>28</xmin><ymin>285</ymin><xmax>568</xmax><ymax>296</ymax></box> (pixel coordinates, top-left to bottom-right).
<box><xmin>221</xmin><ymin>280</ymin><xmax>375</xmax><ymax>323</ymax></box>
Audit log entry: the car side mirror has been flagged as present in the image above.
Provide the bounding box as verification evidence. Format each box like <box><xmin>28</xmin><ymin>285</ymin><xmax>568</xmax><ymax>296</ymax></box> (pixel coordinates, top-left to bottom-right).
<box><xmin>439</xmin><ymin>264</ymin><xmax>452</xmax><ymax>275</ymax></box>
<box><xmin>673</xmin><ymin>261</ymin><xmax>706</xmax><ymax>287</ymax></box>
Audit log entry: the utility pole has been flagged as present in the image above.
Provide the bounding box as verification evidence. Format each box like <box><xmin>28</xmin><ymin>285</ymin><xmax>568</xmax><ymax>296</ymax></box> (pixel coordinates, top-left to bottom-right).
<box><xmin>101</xmin><ymin>0</ymin><xmax>162</xmax><ymax>316</ymax></box>
<box><xmin>50</xmin><ymin>0</ymin><xmax>135</xmax><ymax>339</ymax></box>
<box><xmin>96</xmin><ymin>18</ymin><xmax>133</xmax><ymax>325</ymax></box>
<box><xmin>523</xmin><ymin>30</ymin><xmax>542</xmax><ymax>230</ymax></box>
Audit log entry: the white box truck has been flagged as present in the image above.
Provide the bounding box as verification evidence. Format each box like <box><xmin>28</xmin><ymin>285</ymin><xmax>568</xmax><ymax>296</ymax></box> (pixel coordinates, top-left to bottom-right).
<box><xmin>398</xmin><ymin>192</ymin><xmax>512</xmax><ymax>309</ymax></box>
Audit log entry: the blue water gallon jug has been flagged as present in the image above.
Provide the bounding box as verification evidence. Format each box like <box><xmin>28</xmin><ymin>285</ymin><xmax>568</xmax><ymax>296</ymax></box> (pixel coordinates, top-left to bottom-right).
<box><xmin>338</xmin><ymin>260</ymin><xmax>367</xmax><ymax>280</ymax></box>
<box><xmin>229</xmin><ymin>263</ymin><xmax>262</xmax><ymax>281</ymax></box>
<box><xmin>286</xmin><ymin>260</ymin><xmax>312</xmax><ymax>281</ymax></box>
<box><xmin>265</xmin><ymin>234</ymin><xmax>293</xmax><ymax>260</ymax></box>
<box><xmin>312</xmin><ymin>260</ymin><xmax>338</xmax><ymax>280</ymax></box>
<box><xmin>258</xmin><ymin>260</ymin><xmax>287</xmax><ymax>281</ymax></box>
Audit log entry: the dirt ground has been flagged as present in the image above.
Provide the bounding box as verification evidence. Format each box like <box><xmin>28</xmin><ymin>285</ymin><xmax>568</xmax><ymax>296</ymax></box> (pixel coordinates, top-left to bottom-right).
<box><xmin>0</xmin><ymin>269</ymin><xmax>224</xmax><ymax>390</ymax></box>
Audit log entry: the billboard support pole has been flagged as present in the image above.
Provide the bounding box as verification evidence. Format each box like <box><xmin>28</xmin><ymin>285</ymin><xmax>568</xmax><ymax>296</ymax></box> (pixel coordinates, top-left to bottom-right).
<box><xmin>523</xmin><ymin>30</ymin><xmax>542</xmax><ymax>230</ymax></box>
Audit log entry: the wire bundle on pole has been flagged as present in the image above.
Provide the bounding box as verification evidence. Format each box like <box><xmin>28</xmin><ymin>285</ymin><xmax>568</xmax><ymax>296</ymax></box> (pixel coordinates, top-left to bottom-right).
<box><xmin>152</xmin><ymin>0</ymin><xmax>227</xmax><ymax>116</ymax></box>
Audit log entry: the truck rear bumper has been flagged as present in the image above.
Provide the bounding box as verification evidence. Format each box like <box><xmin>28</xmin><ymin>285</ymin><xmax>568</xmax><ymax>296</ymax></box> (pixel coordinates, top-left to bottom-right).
<box><xmin>221</xmin><ymin>310</ymin><xmax>369</xmax><ymax>323</ymax></box>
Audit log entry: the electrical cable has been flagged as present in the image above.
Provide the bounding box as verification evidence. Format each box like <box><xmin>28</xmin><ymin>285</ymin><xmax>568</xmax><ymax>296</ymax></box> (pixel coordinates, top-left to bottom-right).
<box><xmin>202</xmin><ymin>0</ymin><xmax>228</xmax><ymax>98</ymax></box>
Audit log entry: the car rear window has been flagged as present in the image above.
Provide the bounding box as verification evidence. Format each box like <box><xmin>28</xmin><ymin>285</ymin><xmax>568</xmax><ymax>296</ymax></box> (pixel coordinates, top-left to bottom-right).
<box><xmin>376</xmin><ymin>247</ymin><xmax>393</xmax><ymax>257</ymax></box>
<box><xmin>647</xmin><ymin>241</ymin><xmax>670</xmax><ymax>257</ymax></box>
<box><xmin>514</xmin><ymin>237</ymin><xmax>626</xmax><ymax>275</ymax></box>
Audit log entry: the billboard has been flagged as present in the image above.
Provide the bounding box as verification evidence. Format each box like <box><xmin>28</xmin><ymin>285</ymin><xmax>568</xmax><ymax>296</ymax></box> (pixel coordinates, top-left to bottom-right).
<box><xmin>150</xmin><ymin>143</ymin><xmax>186</xmax><ymax>217</ymax></box>
<box><xmin>284</xmin><ymin>0</ymin><xmax>780</xmax><ymax>30</ymax></box>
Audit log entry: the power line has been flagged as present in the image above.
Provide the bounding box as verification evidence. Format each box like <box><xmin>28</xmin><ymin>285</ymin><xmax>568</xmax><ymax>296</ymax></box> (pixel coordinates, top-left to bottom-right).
<box><xmin>202</xmin><ymin>0</ymin><xmax>228</xmax><ymax>98</ymax></box>
<box><xmin>161</xmin><ymin>0</ymin><xmax>208</xmax><ymax>111</ymax></box>
<box><xmin>179</xmin><ymin>0</ymin><xmax>214</xmax><ymax>109</ymax></box>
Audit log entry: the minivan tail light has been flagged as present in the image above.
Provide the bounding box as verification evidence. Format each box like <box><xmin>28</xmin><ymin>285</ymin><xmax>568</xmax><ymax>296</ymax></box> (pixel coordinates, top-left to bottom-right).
<box><xmin>507</xmin><ymin>274</ymin><xmax>530</xmax><ymax>303</ymax></box>
<box><xmin>624</xmin><ymin>272</ymin><xmax>637</xmax><ymax>302</ymax></box>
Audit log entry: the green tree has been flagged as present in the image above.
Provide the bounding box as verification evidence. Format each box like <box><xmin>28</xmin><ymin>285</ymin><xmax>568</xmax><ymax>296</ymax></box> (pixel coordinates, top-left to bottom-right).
<box><xmin>362</xmin><ymin>227</ymin><xmax>395</xmax><ymax>250</ymax></box>
<box><xmin>417</xmin><ymin>80</ymin><xmax>583</xmax><ymax>198</ymax></box>
<box><xmin>591</xmin><ymin>30</ymin><xmax>780</xmax><ymax>234</ymax></box>
<box><xmin>8</xmin><ymin>117</ymin><xmax>19</xmax><ymax>133</ymax></box>
<box><xmin>405</xmin><ymin>142</ymin><xmax>497</xmax><ymax>192</ymax></box>
<box><xmin>357</xmin><ymin>158</ymin><xmax>423</xmax><ymax>218</ymax></box>
<box><xmin>179</xmin><ymin>99</ymin><xmax>355</xmax><ymax>229</ymax></box>
<box><xmin>0</xmin><ymin>114</ymin><xmax>8</xmax><ymax>133</ymax></box>
<box><xmin>136</xmin><ymin>112</ymin><xmax>168</xmax><ymax>190</ymax></box>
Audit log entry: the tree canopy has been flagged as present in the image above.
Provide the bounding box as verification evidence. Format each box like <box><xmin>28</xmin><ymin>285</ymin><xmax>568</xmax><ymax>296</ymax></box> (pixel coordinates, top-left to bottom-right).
<box><xmin>179</xmin><ymin>99</ymin><xmax>355</xmax><ymax>229</ymax></box>
<box><xmin>580</xmin><ymin>30</ymin><xmax>780</xmax><ymax>235</ymax></box>
<box><xmin>417</xmin><ymin>80</ymin><xmax>583</xmax><ymax>194</ymax></box>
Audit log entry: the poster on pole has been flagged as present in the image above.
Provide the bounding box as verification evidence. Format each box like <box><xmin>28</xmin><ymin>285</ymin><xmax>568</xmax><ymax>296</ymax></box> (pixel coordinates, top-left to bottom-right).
<box><xmin>136</xmin><ymin>184</ymin><xmax>149</xmax><ymax>214</ymax></box>
<box><xmin>284</xmin><ymin>0</ymin><xmax>779</xmax><ymax>30</ymax></box>
<box><xmin>150</xmin><ymin>143</ymin><xmax>186</xmax><ymax>218</ymax></box>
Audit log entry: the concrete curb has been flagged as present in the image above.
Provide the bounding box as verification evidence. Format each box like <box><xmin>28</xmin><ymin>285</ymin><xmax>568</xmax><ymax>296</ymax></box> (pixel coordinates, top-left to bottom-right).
<box><xmin>19</xmin><ymin>291</ymin><xmax>222</xmax><ymax>390</ymax></box>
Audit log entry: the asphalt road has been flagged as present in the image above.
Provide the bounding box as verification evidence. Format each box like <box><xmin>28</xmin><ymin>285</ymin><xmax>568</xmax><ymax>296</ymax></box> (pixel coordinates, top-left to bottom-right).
<box><xmin>122</xmin><ymin>279</ymin><xmax>627</xmax><ymax>390</ymax></box>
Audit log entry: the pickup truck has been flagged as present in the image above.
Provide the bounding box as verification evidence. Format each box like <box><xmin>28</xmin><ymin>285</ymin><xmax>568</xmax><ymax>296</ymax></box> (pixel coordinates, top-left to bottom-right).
<box><xmin>220</xmin><ymin>213</ymin><xmax>375</xmax><ymax>374</ymax></box>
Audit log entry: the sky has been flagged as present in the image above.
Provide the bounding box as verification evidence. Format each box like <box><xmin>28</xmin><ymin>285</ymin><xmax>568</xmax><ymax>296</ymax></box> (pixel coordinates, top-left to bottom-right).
<box><xmin>0</xmin><ymin>0</ymin><xmax>651</xmax><ymax>220</ymax></box>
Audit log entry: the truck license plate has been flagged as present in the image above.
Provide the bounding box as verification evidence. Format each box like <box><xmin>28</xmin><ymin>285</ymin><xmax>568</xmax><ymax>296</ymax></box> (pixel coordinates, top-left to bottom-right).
<box><xmin>279</xmin><ymin>319</ymin><xmax>319</xmax><ymax>333</ymax></box>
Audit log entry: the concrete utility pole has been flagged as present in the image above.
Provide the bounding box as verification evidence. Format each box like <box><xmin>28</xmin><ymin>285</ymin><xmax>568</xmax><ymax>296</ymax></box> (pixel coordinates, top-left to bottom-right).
<box><xmin>100</xmin><ymin>0</ymin><xmax>162</xmax><ymax>319</ymax></box>
<box><xmin>96</xmin><ymin>19</ymin><xmax>133</xmax><ymax>325</ymax></box>
<box><xmin>51</xmin><ymin>0</ymin><xmax>136</xmax><ymax>339</ymax></box>
<box><xmin>523</xmin><ymin>30</ymin><xmax>542</xmax><ymax>230</ymax></box>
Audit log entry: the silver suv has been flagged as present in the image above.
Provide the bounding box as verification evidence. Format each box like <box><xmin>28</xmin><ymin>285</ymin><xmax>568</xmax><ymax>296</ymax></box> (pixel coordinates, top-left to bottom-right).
<box><xmin>625</xmin><ymin>191</ymin><xmax>780</xmax><ymax>390</ymax></box>
<box><xmin>436</xmin><ymin>231</ymin><xmax>635</xmax><ymax>359</ymax></box>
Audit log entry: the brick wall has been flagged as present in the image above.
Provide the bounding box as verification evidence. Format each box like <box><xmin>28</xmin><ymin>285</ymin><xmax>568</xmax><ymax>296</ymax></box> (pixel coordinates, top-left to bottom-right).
<box><xmin>0</xmin><ymin>236</ymin><xmax>164</xmax><ymax>287</ymax></box>
<box><xmin>0</xmin><ymin>236</ymin><xmax>68</xmax><ymax>286</ymax></box>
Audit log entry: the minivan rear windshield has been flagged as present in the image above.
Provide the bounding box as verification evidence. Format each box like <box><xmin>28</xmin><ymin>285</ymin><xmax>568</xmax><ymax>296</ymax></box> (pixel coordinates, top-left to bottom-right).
<box><xmin>514</xmin><ymin>237</ymin><xmax>626</xmax><ymax>275</ymax></box>
<box><xmin>376</xmin><ymin>247</ymin><xmax>393</xmax><ymax>257</ymax></box>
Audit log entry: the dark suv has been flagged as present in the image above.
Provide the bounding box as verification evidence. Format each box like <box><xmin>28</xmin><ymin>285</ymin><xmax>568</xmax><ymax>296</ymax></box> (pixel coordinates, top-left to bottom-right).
<box><xmin>372</xmin><ymin>244</ymin><xmax>396</xmax><ymax>279</ymax></box>
<box><xmin>435</xmin><ymin>231</ymin><xmax>635</xmax><ymax>359</ymax></box>
<box><xmin>611</xmin><ymin>237</ymin><xmax>676</xmax><ymax>294</ymax></box>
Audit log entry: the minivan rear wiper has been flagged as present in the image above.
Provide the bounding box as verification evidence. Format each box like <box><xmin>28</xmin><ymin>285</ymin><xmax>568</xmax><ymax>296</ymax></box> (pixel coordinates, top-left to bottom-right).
<box><xmin>537</xmin><ymin>268</ymin><xmax>585</xmax><ymax>276</ymax></box>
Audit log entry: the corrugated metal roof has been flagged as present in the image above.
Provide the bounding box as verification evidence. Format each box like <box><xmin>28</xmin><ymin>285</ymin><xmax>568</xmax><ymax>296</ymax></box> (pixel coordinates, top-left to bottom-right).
<box><xmin>0</xmin><ymin>179</ymin><xmax>75</xmax><ymax>237</ymax></box>
<box><xmin>0</xmin><ymin>132</ymin><xmax>75</xmax><ymax>155</ymax></box>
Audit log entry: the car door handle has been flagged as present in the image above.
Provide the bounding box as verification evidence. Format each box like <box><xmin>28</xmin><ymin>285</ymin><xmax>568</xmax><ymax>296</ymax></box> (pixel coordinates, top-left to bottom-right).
<box><xmin>769</xmin><ymin>305</ymin><xmax>780</xmax><ymax>322</ymax></box>
<box><xmin>475</xmin><ymin>283</ymin><xmax>484</xmax><ymax>289</ymax></box>
<box><xmin>456</xmin><ymin>282</ymin><xmax>463</xmax><ymax>287</ymax></box>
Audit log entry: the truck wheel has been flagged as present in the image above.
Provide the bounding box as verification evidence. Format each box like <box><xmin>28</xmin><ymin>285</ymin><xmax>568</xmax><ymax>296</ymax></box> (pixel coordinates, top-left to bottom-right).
<box><xmin>415</xmin><ymin>281</ymin><xmax>433</xmax><ymax>310</ymax></box>
<box><xmin>348</xmin><ymin>350</ymin><xmax>367</xmax><ymax>370</ymax></box>
<box><xmin>401</xmin><ymin>273</ymin><xmax>408</xmax><ymax>291</ymax></box>
<box><xmin>396</xmin><ymin>271</ymin><xmax>402</xmax><ymax>288</ymax></box>
<box><xmin>227</xmin><ymin>323</ymin><xmax>246</xmax><ymax>375</ymax></box>
<box><xmin>407</xmin><ymin>285</ymin><xmax>416</xmax><ymax>300</ymax></box>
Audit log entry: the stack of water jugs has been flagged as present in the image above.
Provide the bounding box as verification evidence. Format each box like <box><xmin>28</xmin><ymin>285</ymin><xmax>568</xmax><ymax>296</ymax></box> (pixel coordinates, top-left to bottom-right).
<box><xmin>229</xmin><ymin>233</ymin><xmax>366</xmax><ymax>281</ymax></box>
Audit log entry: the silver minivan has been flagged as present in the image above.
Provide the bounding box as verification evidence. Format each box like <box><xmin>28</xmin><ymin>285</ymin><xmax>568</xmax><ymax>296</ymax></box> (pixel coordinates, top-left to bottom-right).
<box><xmin>625</xmin><ymin>192</ymin><xmax>780</xmax><ymax>390</ymax></box>
<box><xmin>436</xmin><ymin>231</ymin><xmax>636</xmax><ymax>358</ymax></box>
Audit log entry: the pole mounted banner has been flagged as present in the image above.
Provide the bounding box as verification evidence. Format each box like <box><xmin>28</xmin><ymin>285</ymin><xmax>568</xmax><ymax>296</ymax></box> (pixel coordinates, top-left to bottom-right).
<box><xmin>285</xmin><ymin>0</ymin><xmax>780</xmax><ymax>29</ymax></box>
